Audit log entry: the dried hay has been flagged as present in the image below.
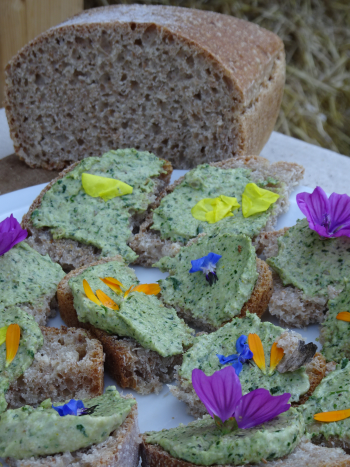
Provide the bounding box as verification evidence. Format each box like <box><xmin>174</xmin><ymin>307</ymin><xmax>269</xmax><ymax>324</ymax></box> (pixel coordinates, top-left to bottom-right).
<box><xmin>85</xmin><ymin>0</ymin><xmax>350</xmax><ymax>157</ymax></box>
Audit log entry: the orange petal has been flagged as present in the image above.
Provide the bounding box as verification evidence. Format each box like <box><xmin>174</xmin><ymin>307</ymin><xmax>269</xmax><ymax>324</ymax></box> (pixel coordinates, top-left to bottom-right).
<box><xmin>314</xmin><ymin>408</ymin><xmax>350</xmax><ymax>422</ymax></box>
<box><xmin>102</xmin><ymin>277</ymin><xmax>124</xmax><ymax>288</ymax></box>
<box><xmin>100</xmin><ymin>278</ymin><xmax>123</xmax><ymax>295</ymax></box>
<box><xmin>96</xmin><ymin>289</ymin><xmax>119</xmax><ymax>310</ymax></box>
<box><xmin>131</xmin><ymin>283</ymin><xmax>161</xmax><ymax>295</ymax></box>
<box><xmin>0</xmin><ymin>326</ymin><xmax>8</xmax><ymax>346</ymax></box>
<box><xmin>83</xmin><ymin>279</ymin><xmax>102</xmax><ymax>306</ymax></box>
<box><xmin>269</xmin><ymin>342</ymin><xmax>284</xmax><ymax>373</ymax></box>
<box><xmin>336</xmin><ymin>312</ymin><xmax>350</xmax><ymax>322</ymax></box>
<box><xmin>124</xmin><ymin>285</ymin><xmax>136</xmax><ymax>299</ymax></box>
<box><xmin>248</xmin><ymin>333</ymin><xmax>266</xmax><ymax>374</ymax></box>
<box><xmin>6</xmin><ymin>324</ymin><xmax>20</xmax><ymax>368</ymax></box>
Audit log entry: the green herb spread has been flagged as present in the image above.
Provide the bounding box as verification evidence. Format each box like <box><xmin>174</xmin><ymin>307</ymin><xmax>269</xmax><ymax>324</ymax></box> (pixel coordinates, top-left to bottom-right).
<box><xmin>267</xmin><ymin>218</ymin><xmax>350</xmax><ymax>298</ymax></box>
<box><xmin>31</xmin><ymin>149</ymin><xmax>167</xmax><ymax>263</ymax></box>
<box><xmin>155</xmin><ymin>234</ymin><xmax>258</xmax><ymax>329</ymax></box>
<box><xmin>151</xmin><ymin>164</ymin><xmax>280</xmax><ymax>243</ymax></box>
<box><xmin>0</xmin><ymin>386</ymin><xmax>135</xmax><ymax>459</ymax></box>
<box><xmin>0</xmin><ymin>306</ymin><xmax>43</xmax><ymax>413</ymax></box>
<box><xmin>145</xmin><ymin>408</ymin><xmax>304</xmax><ymax>465</ymax></box>
<box><xmin>0</xmin><ymin>242</ymin><xmax>65</xmax><ymax>315</ymax></box>
<box><xmin>303</xmin><ymin>359</ymin><xmax>350</xmax><ymax>441</ymax></box>
<box><xmin>69</xmin><ymin>260</ymin><xmax>193</xmax><ymax>357</ymax></box>
<box><xmin>179</xmin><ymin>313</ymin><xmax>310</xmax><ymax>402</ymax></box>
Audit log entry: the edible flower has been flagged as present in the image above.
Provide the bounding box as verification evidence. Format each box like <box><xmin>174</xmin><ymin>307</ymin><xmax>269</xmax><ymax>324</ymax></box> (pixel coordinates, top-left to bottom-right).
<box><xmin>0</xmin><ymin>214</ymin><xmax>27</xmax><ymax>257</ymax></box>
<box><xmin>336</xmin><ymin>311</ymin><xmax>350</xmax><ymax>322</ymax></box>
<box><xmin>296</xmin><ymin>186</ymin><xmax>350</xmax><ymax>238</ymax></box>
<box><xmin>5</xmin><ymin>324</ymin><xmax>20</xmax><ymax>368</ymax></box>
<box><xmin>217</xmin><ymin>335</ymin><xmax>253</xmax><ymax>376</ymax></box>
<box><xmin>189</xmin><ymin>252</ymin><xmax>222</xmax><ymax>286</ymax></box>
<box><xmin>248</xmin><ymin>334</ymin><xmax>284</xmax><ymax>376</ymax></box>
<box><xmin>314</xmin><ymin>408</ymin><xmax>350</xmax><ymax>423</ymax></box>
<box><xmin>191</xmin><ymin>195</ymin><xmax>240</xmax><ymax>224</ymax></box>
<box><xmin>82</xmin><ymin>173</ymin><xmax>133</xmax><ymax>201</ymax></box>
<box><xmin>242</xmin><ymin>183</ymin><xmax>280</xmax><ymax>218</ymax></box>
<box><xmin>192</xmin><ymin>366</ymin><xmax>291</xmax><ymax>433</ymax></box>
<box><xmin>52</xmin><ymin>399</ymin><xmax>97</xmax><ymax>417</ymax></box>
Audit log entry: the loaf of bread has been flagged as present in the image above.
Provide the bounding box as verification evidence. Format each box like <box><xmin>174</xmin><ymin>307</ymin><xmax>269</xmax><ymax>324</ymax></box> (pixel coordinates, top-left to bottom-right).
<box><xmin>5</xmin><ymin>4</ymin><xmax>285</xmax><ymax>170</ymax></box>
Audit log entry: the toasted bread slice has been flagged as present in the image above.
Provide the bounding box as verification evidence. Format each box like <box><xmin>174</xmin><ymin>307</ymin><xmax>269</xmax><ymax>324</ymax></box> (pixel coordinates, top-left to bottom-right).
<box><xmin>7</xmin><ymin>404</ymin><xmax>140</xmax><ymax>467</ymax></box>
<box><xmin>22</xmin><ymin>156</ymin><xmax>173</xmax><ymax>272</ymax></box>
<box><xmin>130</xmin><ymin>156</ymin><xmax>304</xmax><ymax>267</ymax></box>
<box><xmin>6</xmin><ymin>326</ymin><xmax>104</xmax><ymax>409</ymax></box>
<box><xmin>140</xmin><ymin>435</ymin><xmax>350</xmax><ymax>467</ymax></box>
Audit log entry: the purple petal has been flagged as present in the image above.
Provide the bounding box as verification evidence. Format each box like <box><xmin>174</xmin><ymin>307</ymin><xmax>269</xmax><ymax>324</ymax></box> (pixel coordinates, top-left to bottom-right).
<box><xmin>235</xmin><ymin>388</ymin><xmax>291</xmax><ymax>429</ymax></box>
<box><xmin>0</xmin><ymin>214</ymin><xmax>27</xmax><ymax>256</ymax></box>
<box><xmin>328</xmin><ymin>192</ymin><xmax>350</xmax><ymax>237</ymax></box>
<box><xmin>296</xmin><ymin>187</ymin><xmax>330</xmax><ymax>233</ymax></box>
<box><xmin>192</xmin><ymin>367</ymin><xmax>242</xmax><ymax>422</ymax></box>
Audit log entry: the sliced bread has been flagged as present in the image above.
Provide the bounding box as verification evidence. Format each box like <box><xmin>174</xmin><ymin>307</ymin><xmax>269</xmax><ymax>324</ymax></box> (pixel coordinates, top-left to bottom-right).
<box><xmin>5</xmin><ymin>5</ymin><xmax>284</xmax><ymax>170</ymax></box>
<box><xmin>130</xmin><ymin>156</ymin><xmax>304</xmax><ymax>267</ymax></box>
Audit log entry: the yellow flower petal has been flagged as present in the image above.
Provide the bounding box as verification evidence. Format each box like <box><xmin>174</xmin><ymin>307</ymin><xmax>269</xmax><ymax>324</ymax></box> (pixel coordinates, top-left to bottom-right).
<box><xmin>124</xmin><ymin>284</ymin><xmax>136</xmax><ymax>299</ymax></box>
<box><xmin>314</xmin><ymin>408</ymin><xmax>350</xmax><ymax>422</ymax></box>
<box><xmin>248</xmin><ymin>333</ymin><xmax>266</xmax><ymax>374</ymax></box>
<box><xmin>336</xmin><ymin>311</ymin><xmax>350</xmax><ymax>322</ymax></box>
<box><xmin>100</xmin><ymin>277</ymin><xmax>124</xmax><ymax>295</ymax></box>
<box><xmin>83</xmin><ymin>279</ymin><xmax>102</xmax><ymax>306</ymax></box>
<box><xmin>242</xmin><ymin>183</ymin><xmax>279</xmax><ymax>218</ymax></box>
<box><xmin>191</xmin><ymin>195</ymin><xmax>240</xmax><ymax>224</ymax></box>
<box><xmin>6</xmin><ymin>324</ymin><xmax>20</xmax><ymax>368</ymax></box>
<box><xmin>82</xmin><ymin>173</ymin><xmax>133</xmax><ymax>201</ymax></box>
<box><xmin>0</xmin><ymin>326</ymin><xmax>8</xmax><ymax>346</ymax></box>
<box><xmin>269</xmin><ymin>342</ymin><xmax>284</xmax><ymax>374</ymax></box>
<box><xmin>95</xmin><ymin>289</ymin><xmax>119</xmax><ymax>310</ymax></box>
<box><xmin>131</xmin><ymin>283</ymin><xmax>161</xmax><ymax>295</ymax></box>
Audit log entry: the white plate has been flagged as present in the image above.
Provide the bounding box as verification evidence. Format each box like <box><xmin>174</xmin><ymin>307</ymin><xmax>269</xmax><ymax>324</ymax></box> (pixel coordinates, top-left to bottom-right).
<box><xmin>0</xmin><ymin>175</ymin><xmax>318</xmax><ymax>464</ymax></box>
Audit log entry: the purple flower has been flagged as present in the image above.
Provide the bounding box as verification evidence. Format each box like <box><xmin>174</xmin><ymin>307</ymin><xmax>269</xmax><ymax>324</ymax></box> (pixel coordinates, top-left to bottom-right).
<box><xmin>297</xmin><ymin>187</ymin><xmax>350</xmax><ymax>238</ymax></box>
<box><xmin>52</xmin><ymin>400</ymin><xmax>97</xmax><ymax>417</ymax></box>
<box><xmin>0</xmin><ymin>214</ymin><xmax>27</xmax><ymax>256</ymax></box>
<box><xmin>189</xmin><ymin>252</ymin><xmax>222</xmax><ymax>286</ymax></box>
<box><xmin>192</xmin><ymin>366</ymin><xmax>291</xmax><ymax>430</ymax></box>
<box><xmin>217</xmin><ymin>335</ymin><xmax>253</xmax><ymax>375</ymax></box>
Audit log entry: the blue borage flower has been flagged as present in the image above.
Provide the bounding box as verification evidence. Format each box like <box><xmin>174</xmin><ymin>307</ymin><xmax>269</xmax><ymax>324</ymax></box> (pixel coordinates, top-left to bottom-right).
<box><xmin>189</xmin><ymin>252</ymin><xmax>222</xmax><ymax>286</ymax></box>
<box><xmin>52</xmin><ymin>399</ymin><xmax>97</xmax><ymax>417</ymax></box>
<box><xmin>217</xmin><ymin>335</ymin><xmax>253</xmax><ymax>376</ymax></box>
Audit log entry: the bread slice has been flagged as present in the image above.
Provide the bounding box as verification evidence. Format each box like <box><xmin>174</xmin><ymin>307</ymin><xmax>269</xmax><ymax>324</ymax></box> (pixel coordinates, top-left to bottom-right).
<box><xmin>57</xmin><ymin>257</ymin><xmax>185</xmax><ymax>394</ymax></box>
<box><xmin>130</xmin><ymin>156</ymin><xmax>304</xmax><ymax>267</ymax></box>
<box><xmin>6</xmin><ymin>403</ymin><xmax>140</xmax><ymax>467</ymax></box>
<box><xmin>22</xmin><ymin>156</ymin><xmax>172</xmax><ymax>272</ymax></box>
<box><xmin>5</xmin><ymin>326</ymin><xmax>104</xmax><ymax>409</ymax></box>
<box><xmin>5</xmin><ymin>5</ymin><xmax>284</xmax><ymax>171</ymax></box>
<box><xmin>140</xmin><ymin>435</ymin><xmax>350</xmax><ymax>467</ymax></box>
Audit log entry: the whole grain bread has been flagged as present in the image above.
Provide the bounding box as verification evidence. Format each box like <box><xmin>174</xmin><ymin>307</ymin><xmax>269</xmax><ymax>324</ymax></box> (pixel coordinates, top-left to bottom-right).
<box><xmin>5</xmin><ymin>5</ymin><xmax>284</xmax><ymax>171</ymax></box>
<box><xmin>6</xmin><ymin>403</ymin><xmax>140</xmax><ymax>467</ymax></box>
<box><xmin>130</xmin><ymin>156</ymin><xmax>304</xmax><ymax>267</ymax></box>
<box><xmin>140</xmin><ymin>436</ymin><xmax>350</xmax><ymax>467</ymax></box>
<box><xmin>21</xmin><ymin>157</ymin><xmax>172</xmax><ymax>272</ymax></box>
<box><xmin>5</xmin><ymin>326</ymin><xmax>104</xmax><ymax>409</ymax></box>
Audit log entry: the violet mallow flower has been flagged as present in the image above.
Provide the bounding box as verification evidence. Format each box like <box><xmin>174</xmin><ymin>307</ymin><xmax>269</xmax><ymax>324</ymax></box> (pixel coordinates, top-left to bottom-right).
<box><xmin>189</xmin><ymin>252</ymin><xmax>222</xmax><ymax>286</ymax></box>
<box><xmin>52</xmin><ymin>399</ymin><xmax>97</xmax><ymax>417</ymax></box>
<box><xmin>296</xmin><ymin>187</ymin><xmax>350</xmax><ymax>238</ymax></box>
<box><xmin>192</xmin><ymin>366</ymin><xmax>291</xmax><ymax>431</ymax></box>
<box><xmin>217</xmin><ymin>335</ymin><xmax>253</xmax><ymax>376</ymax></box>
<box><xmin>0</xmin><ymin>214</ymin><xmax>27</xmax><ymax>256</ymax></box>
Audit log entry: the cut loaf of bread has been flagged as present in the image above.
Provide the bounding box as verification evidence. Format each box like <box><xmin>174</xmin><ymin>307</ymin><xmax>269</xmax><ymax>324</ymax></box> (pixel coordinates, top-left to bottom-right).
<box><xmin>131</xmin><ymin>156</ymin><xmax>304</xmax><ymax>267</ymax></box>
<box><xmin>6</xmin><ymin>403</ymin><xmax>140</xmax><ymax>467</ymax></box>
<box><xmin>5</xmin><ymin>5</ymin><xmax>285</xmax><ymax>171</ymax></box>
<box><xmin>5</xmin><ymin>326</ymin><xmax>104</xmax><ymax>409</ymax></box>
<box><xmin>22</xmin><ymin>157</ymin><xmax>172</xmax><ymax>272</ymax></box>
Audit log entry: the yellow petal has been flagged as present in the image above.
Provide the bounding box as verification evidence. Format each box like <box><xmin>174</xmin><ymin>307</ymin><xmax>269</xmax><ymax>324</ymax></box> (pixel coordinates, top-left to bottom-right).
<box><xmin>95</xmin><ymin>289</ymin><xmax>119</xmax><ymax>310</ymax></box>
<box><xmin>6</xmin><ymin>324</ymin><xmax>20</xmax><ymax>367</ymax></box>
<box><xmin>131</xmin><ymin>283</ymin><xmax>161</xmax><ymax>295</ymax></box>
<box><xmin>248</xmin><ymin>333</ymin><xmax>266</xmax><ymax>374</ymax></box>
<box><xmin>82</xmin><ymin>173</ymin><xmax>133</xmax><ymax>201</ymax></box>
<box><xmin>242</xmin><ymin>183</ymin><xmax>279</xmax><ymax>218</ymax></box>
<box><xmin>336</xmin><ymin>311</ymin><xmax>350</xmax><ymax>322</ymax></box>
<box><xmin>314</xmin><ymin>409</ymin><xmax>350</xmax><ymax>422</ymax></box>
<box><xmin>269</xmin><ymin>342</ymin><xmax>284</xmax><ymax>374</ymax></box>
<box><xmin>0</xmin><ymin>326</ymin><xmax>8</xmax><ymax>346</ymax></box>
<box><xmin>124</xmin><ymin>285</ymin><xmax>136</xmax><ymax>299</ymax></box>
<box><xmin>191</xmin><ymin>196</ymin><xmax>240</xmax><ymax>224</ymax></box>
<box><xmin>100</xmin><ymin>277</ymin><xmax>124</xmax><ymax>295</ymax></box>
<box><xmin>83</xmin><ymin>279</ymin><xmax>102</xmax><ymax>306</ymax></box>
